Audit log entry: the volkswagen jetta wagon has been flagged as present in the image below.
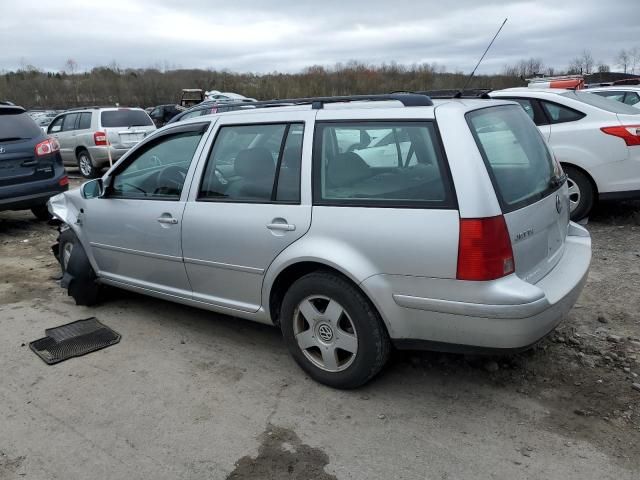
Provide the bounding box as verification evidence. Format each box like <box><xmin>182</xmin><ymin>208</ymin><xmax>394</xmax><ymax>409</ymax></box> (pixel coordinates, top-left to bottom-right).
<box><xmin>48</xmin><ymin>93</ymin><xmax>591</xmax><ymax>388</ymax></box>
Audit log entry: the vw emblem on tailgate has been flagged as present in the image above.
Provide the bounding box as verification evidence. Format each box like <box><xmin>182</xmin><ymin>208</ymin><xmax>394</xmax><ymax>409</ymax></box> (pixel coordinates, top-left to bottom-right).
<box><xmin>0</xmin><ymin>146</ymin><xmax>5</xmax><ymax>154</ymax></box>
<box><xmin>555</xmin><ymin>194</ymin><xmax>563</xmax><ymax>214</ymax></box>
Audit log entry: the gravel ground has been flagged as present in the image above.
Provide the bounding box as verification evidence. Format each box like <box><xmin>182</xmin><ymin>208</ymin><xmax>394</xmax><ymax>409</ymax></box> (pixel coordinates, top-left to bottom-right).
<box><xmin>0</xmin><ymin>180</ymin><xmax>638</xmax><ymax>479</ymax></box>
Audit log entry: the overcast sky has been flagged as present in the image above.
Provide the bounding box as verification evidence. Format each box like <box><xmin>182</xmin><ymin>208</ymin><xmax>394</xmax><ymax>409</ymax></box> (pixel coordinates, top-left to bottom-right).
<box><xmin>2</xmin><ymin>0</ymin><xmax>637</xmax><ymax>74</ymax></box>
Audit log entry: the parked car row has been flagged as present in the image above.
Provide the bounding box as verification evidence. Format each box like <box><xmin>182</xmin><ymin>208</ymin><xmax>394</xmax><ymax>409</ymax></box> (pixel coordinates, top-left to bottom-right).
<box><xmin>49</xmin><ymin>93</ymin><xmax>592</xmax><ymax>388</ymax></box>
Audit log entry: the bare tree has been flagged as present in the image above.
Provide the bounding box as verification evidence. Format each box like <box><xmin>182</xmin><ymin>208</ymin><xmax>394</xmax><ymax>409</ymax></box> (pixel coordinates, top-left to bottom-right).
<box><xmin>580</xmin><ymin>50</ymin><xmax>595</xmax><ymax>74</ymax></box>
<box><xmin>64</xmin><ymin>58</ymin><xmax>78</xmax><ymax>75</ymax></box>
<box><xmin>630</xmin><ymin>47</ymin><xmax>640</xmax><ymax>75</ymax></box>
<box><xmin>597</xmin><ymin>63</ymin><xmax>610</xmax><ymax>73</ymax></box>
<box><xmin>567</xmin><ymin>58</ymin><xmax>583</xmax><ymax>75</ymax></box>
<box><xmin>617</xmin><ymin>49</ymin><xmax>631</xmax><ymax>74</ymax></box>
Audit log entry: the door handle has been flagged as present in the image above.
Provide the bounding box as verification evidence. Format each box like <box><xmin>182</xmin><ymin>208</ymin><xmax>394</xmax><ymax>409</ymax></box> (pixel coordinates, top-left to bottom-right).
<box><xmin>157</xmin><ymin>216</ymin><xmax>178</xmax><ymax>225</ymax></box>
<box><xmin>266</xmin><ymin>222</ymin><xmax>295</xmax><ymax>232</ymax></box>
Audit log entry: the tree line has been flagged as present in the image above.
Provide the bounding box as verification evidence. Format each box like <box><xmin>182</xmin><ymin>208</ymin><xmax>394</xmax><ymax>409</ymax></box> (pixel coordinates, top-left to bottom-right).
<box><xmin>1</xmin><ymin>49</ymin><xmax>638</xmax><ymax>110</ymax></box>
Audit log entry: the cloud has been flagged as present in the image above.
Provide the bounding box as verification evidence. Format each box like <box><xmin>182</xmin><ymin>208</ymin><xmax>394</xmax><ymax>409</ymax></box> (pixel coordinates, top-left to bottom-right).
<box><xmin>1</xmin><ymin>0</ymin><xmax>637</xmax><ymax>73</ymax></box>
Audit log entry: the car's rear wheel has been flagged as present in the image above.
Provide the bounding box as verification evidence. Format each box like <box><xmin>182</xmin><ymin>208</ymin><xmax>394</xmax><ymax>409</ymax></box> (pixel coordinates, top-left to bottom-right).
<box><xmin>77</xmin><ymin>150</ymin><xmax>99</xmax><ymax>179</ymax></box>
<box><xmin>280</xmin><ymin>271</ymin><xmax>390</xmax><ymax>389</ymax></box>
<box><xmin>57</xmin><ymin>228</ymin><xmax>101</xmax><ymax>306</ymax></box>
<box><xmin>564</xmin><ymin>165</ymin><xmax>594</xmax><ymax>221</ymax></box>
<box><xmin>31</xmin><ymin>205</ymin><xmax>51</xmax><ymax>221</ymax></box>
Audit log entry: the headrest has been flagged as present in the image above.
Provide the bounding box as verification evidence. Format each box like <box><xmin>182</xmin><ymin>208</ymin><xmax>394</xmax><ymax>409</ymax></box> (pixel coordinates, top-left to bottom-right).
<box><xmin>234</xmin><ymin>147</ymin><xmax>276</xmax><ymax>180</ymax></box>
<box><xmin>327</xmin><ymin>152</ymin><xmax>370</xmax><ymax>187</ymax></box>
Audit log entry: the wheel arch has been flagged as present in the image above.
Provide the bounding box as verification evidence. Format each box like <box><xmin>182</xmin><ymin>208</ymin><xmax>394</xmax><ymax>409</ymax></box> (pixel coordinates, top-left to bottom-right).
<box><xmin>75</xmin><ymin>145</ymin><xmax>90</xmax><ymax>158</ymax></box>
<box><xmin>561</xmin><ymin>162</ymin><xmax>599</xmax><ymax>196</ymax></box>
<box><xmin>266</xmin><ymin>260</ymin><xmax>388</xmax><ymax>337</ymax></box>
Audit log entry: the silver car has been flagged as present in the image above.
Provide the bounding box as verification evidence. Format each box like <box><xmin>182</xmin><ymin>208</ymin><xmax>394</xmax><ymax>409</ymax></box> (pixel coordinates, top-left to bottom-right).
<box><xmin>48</xmin><ymin>94</ymin><xmax>591</xmax><ymax>388</ymax></box>
<box><xmin>47</xmin><ymin>107</ymin><xmax>155</xmax><ymax>179</ymax></box>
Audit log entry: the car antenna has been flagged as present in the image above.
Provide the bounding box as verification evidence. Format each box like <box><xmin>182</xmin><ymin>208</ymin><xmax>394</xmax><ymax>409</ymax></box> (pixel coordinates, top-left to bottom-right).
<box><xmin>456</xmin><ymin>18</ymin><xmax>508</xmax><ymax>98</ymax></box>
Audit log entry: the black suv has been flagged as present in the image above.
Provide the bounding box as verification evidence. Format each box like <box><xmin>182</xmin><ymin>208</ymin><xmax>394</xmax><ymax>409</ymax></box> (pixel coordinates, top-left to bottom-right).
<box><xmin>0</xmin><ymin>105</ymin><xmax>68</xmax><ymax>220</ymax></box>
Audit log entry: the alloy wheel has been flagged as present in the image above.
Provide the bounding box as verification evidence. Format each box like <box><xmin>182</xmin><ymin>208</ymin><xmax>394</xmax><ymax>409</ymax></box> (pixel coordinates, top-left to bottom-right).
<box><xmin>567</xmin><ymin>176</ymin><xmax>581</xmax><ymax>213</ymax></box>
<box><xmin>79</xmin><ymin>154</ymin><xmax>92</xmax><ymax>177</ymax></box>
<box><xmin>292</xmin><ymin>295</ymin><xmax>358</xmax><ymax>372</ymax></box>
<box><xmin>62</xmin><ymin>242</ymin><xmax>73</xmax><ymax>270</ymax></box>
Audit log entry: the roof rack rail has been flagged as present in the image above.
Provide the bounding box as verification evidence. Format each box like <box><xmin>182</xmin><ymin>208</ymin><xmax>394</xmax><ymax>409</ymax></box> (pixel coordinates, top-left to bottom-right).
<box><xmin>64</xmin><ymin>105</ymin><xmax>119</xmax><ymax>111</ymax></box>
<box><xmin>410</xmin><ymin>89</ymin><xmax>493</xmax><ymax>99</ymax></box>
<box><xmin>206</xmin><ymin>93</ymin><xmax>433</xmax><ymax>111</ymax></box>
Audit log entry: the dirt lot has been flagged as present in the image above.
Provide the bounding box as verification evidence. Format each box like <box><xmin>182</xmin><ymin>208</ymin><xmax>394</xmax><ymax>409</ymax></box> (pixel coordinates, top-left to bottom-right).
<box><xmin>0</xmin><ymin>180</ymin><xmax>639</xmax><ymax>479</ymax></box>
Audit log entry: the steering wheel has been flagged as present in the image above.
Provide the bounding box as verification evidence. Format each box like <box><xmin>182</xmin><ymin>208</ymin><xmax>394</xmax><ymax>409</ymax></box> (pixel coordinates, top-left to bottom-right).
<box><xmin>156</xmin><ymin>165</ymin><xmax>188</xmax><ymax>193</ymax></box>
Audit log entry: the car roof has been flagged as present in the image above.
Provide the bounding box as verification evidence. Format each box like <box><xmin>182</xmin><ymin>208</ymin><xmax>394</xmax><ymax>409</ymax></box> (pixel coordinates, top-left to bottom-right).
<box><xmin>585</xmin><ymin>86</ymin><xmax>640</xmax><ymax>92</ymax></box>
<box><xmin>0</xmin><ymin>105</ymin><xmax>26</xmax><ymax>114</ymax></box>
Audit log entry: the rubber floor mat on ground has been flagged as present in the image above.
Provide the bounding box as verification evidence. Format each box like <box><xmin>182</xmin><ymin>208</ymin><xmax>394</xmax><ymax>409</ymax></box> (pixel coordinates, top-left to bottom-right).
<box><xmin>30</xmin><ymin>317</ymin><xmax>121</xmax><ymax>365</ymax></box>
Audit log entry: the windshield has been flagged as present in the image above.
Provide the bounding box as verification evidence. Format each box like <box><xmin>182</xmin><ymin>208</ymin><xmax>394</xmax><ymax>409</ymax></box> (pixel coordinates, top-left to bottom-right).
<box><xmin>561</xmin><ymin>91</ymin><xmax>640</xmax><ymax>115</ymax></box>
<box><xmin>0</xmin><ymin>111</ymin><xmax>42</xmax><ymax>140</ymax></box>
<box><xmin>101</xmin><ymin>109</ymin><xmax>153</xmax><ymax>127</ymax></box>
<box><xmin>467</xmin><ymin>105</ymin><xmax>559</xmax><ymax>212</ymax></box>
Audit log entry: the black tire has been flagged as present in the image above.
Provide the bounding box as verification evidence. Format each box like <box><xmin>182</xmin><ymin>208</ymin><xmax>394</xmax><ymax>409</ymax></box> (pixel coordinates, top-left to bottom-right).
<box><xmin>57</xmin><ymin>229</ymin><xmax>101</xmax><ymax>306</ymax></box>
<box><xmin>563</xmin><ymin>165</ymin><xmax>595</xmax><ymax>221</ymax></box>
<box><xmin>31</xmin><ymin>204</ymin><xmax>51</xmax><ymax>221</ymax></box>
<box><xmin>280</xmin><ymin>271</ymin><xmax>390</xmax><ymax>389</ymax></box>
<box><xmin>77</xmin><ymin>149</ymin><xmax>99</xmax><ymax>179</ymax></box>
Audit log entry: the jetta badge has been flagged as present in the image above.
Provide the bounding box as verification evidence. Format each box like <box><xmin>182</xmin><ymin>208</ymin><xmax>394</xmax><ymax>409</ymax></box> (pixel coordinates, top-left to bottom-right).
<box><xmin>555</xmin><ymin>194</ymin><xmax>563</xmax><ymax>214</ymax></box>
<box><xmin>0</xmin><ymin>146</ymin><xmax>5</xmax><ymax>154</ymax></box>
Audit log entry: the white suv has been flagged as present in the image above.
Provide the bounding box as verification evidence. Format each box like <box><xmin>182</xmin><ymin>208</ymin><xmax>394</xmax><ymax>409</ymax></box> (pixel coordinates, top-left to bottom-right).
<box><xmin>49</xmin><ymin>94</ymin><xmax>591</xmax><ymax>388</ymax></box>
<box><xmin>490</xmin><ymin>88</ymin><xmax>640</xmax><ymax>219</ymax></box>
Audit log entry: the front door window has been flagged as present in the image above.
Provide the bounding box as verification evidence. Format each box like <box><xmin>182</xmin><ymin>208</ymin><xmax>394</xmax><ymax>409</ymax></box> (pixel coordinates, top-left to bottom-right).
<box><xmin>109</xmin><ymin>128</ymin><xmax>205</xmax><ymax>200</ymax></box>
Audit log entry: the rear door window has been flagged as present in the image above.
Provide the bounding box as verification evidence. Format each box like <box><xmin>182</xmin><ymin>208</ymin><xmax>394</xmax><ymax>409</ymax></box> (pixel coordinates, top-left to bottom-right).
<box><xmin>540</xmin><ymin>101</ymin><xmax>585</xmax><ymax>124</ymax></box>
<box><xmin>467</xmin><ymin>105</ymin><xmax>559</xmax><ymax>212</ymax></box>
<box><xmin>78</xmin><ymin>112</ymin><xmax>92</xmax><ymax>130</ymax></box>
<box><xmin>101</xmin><ymin>109</ymin><xmax>153</xmax><ymax>127</ymax></box>
<box><xmin>199</xmin><ymin>123</ymin><xmax>304</xmax><ymax>203</ymax></box>
<box><xmin>313</xmin><ymin>121</ymin><xmax>454</xmax><ymax>208</ymax></box>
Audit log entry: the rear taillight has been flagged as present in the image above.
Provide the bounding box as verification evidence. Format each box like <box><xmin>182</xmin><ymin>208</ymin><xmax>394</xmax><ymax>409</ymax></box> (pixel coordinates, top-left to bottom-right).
<box><xmin>59</xmin><ymin>176</ymin><xmax>69</xmax><ymax>186</ymax></box>
<box><xmin>457</xmin><ymin>216</ymin><xmax>515</xmax><ymax>281</ymax></box>
<box><xmin>94</xmin><ymin>131</ymin><xmax>108</xmax><ymax>146</ymax></box>
<box><xmin>35</xmin><ymin>137</ymin><xmax>60</xmax><ymax>157</ymax></box>
<box><xmin>601</xmin><ymin>125</ymin><xmax>640</xmax><ymax>146</ymax></box>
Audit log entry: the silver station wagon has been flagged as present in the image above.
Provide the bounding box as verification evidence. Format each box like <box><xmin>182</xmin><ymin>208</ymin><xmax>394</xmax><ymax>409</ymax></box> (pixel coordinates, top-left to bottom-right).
<box><xmin>49</xmin><ymin>93</ymin><xmax>592</xmax><ymax>388</ymax></box>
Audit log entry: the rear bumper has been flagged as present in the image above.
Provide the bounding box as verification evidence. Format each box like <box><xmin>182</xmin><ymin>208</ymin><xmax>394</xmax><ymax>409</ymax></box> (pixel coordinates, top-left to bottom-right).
<box><xmin>362</xmin><ymin>222</ymin><xmax>591</xmax><ymax>351</ymax></box>
<box><xmin>0</xmin><ymin>165</ymin><xmax>68</xmax><ymax>211</ymax></box>
<box><xmin>86</xmin><ymin>146</ymin><xmax>130</xmax><ymax>168</ymax></box>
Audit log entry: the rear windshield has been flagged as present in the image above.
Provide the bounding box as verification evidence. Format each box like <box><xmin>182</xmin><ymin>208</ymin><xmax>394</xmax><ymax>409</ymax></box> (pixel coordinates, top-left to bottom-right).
<box><xmin>467</xmin><ymin>105</ymin><xmax>558</xmax><ymax>212</ymax></box>
<box><xmin>561</xmin><ymin>91</ymin><xmax>640</xmax><ymax>115</ymax></box>
<box><xmin>100</xmin><ymin>109</ymin><xmax>153</xmax><ymax>127</ymax></box>
<box><xmin>0</xmin><ymin>111</ymin><xmax>42</xmax><ymax>140</ymax></box>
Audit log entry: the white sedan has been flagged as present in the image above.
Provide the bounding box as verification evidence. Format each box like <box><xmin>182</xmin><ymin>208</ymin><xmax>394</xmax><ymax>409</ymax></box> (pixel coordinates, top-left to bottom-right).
<box><xmin>490</xmin><ymin>88</ymin><xmax>640</xmax><ymax>220</ymax></box>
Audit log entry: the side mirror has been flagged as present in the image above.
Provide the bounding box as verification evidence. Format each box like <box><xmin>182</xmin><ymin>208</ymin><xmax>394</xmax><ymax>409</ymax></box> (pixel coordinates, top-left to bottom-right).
<box><xmin>81</xmin><ymin>178</ymin><xmax>104</xmax><ymax>199</ymax></box>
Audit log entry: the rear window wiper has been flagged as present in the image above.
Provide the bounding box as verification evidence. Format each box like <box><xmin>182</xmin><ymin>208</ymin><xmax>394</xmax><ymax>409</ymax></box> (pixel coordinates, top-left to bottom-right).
<box><xmin>0</xmin><ymin>137</ymin><xmax>27</xmax><ymax>142</ymax></box>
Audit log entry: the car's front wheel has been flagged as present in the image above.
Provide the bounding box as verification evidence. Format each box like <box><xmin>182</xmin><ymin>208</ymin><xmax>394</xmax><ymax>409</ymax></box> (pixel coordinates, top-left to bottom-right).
<box><xmin>57</xmin><ymin>228</ymin><xmax>101</xmax><ymax>305</ymax></box>
<box><xmin>280</xmin><ymin>271</ymin><xmax>390</xmax><ymax>389</ymax></box>
<box><xmin>77</xmin><ymin>150</ymin><xmax>99</xmax><ymax>179</ymax></box>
